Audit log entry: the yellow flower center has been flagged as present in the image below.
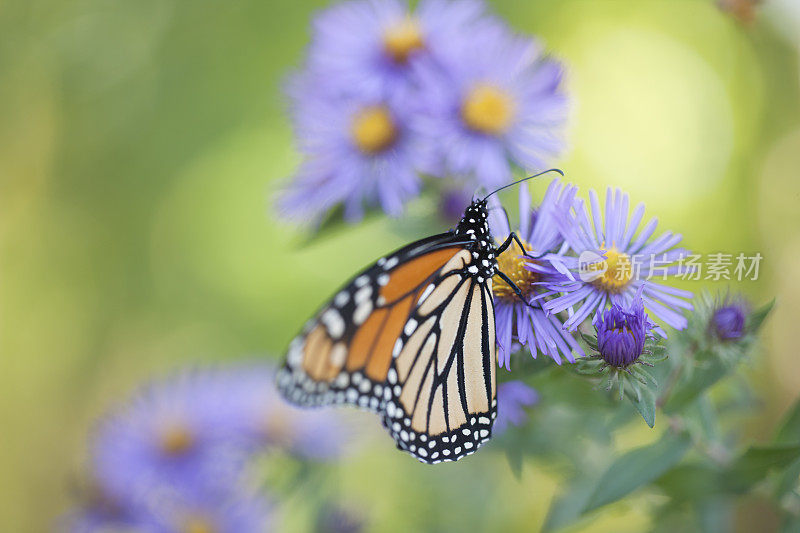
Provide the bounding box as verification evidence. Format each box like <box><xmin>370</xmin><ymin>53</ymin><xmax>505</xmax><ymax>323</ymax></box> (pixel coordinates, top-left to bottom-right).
<box><xmin>383</xmin><ymin>17</ymin><xmax>424</xmax><ymax>63</ymax></box>
<box><xmin>461</xmin><ymin>84</ymin><xmax>515</xmax><ymax>135</ymax></box>
<box><xmin>182</xmin><ymin>516</ymin><xmax>216</xmax><ymax>533</ymax></box>
<box><xmin>593</xmin><ymin>247</ymin><xmax>633</xmax><ymax>293</ymax></box>
<box><xmin>158</xmin><ymin>424</ymin><xmax>194</xmax><ymax>456</ymax></box>
<box><xmin>492</xmin><ymin>237</ymin><xmax>538</xmax><ymax>302</ymax></box>
<box><xmin>351</xmin><ymin>105</ymin><xmax>397</xmax><ymax>154</ymax></box>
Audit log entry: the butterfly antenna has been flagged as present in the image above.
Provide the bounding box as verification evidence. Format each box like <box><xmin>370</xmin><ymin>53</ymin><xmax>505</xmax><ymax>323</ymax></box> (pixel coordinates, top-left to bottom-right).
<box><xmin>482</xmin><ymin>168</ymin><xmax>564</xmax><ymax>202</ymax></box>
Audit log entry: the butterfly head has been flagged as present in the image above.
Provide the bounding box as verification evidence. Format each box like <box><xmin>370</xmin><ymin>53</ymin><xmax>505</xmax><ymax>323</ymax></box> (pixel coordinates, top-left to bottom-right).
<box><xmin>454</xmin><ymin>199</ymin><xmax>497</xmax><ymax>280</ymax></box>
<box><xmin>455</xmin><ymin>199</ymin><xmax>491</xmax><ymax>240</ymax></box>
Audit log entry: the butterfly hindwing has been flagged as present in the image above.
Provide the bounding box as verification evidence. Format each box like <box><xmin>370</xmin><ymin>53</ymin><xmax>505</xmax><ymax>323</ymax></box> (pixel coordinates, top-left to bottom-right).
<box><xmin>381</xmin><ymin>251</ymin><xmax>497</xmax><ymax>463</ymax></box>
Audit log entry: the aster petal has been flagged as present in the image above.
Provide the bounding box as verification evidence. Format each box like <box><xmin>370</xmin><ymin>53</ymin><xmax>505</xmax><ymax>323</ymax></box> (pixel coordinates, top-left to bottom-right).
<box><xmin>604</xmin><ymin>187</ymin><xmax>616</xmax><ymax>245</ymax></box>
<box><xmin>620</xmin><ymin>202</ymin><xmax>645</xmax><ymax>251</ymax></box>
<box><xmin>636</xmin><ymin>232</ymin><xmax>683</xmax><ymax>258</ymax></box>
<box><xmin>628</xmin><ymin>217</ymin><xmax>659</xmax><ymax>254</ymax></box>
<box><xmin>515</xmin><ymin>302</ymin><xmax>532</xmax><ymax>348</ymax></box>
<box><xmin>563</xmin><ymin>289</ymin><xmax>605</xmax><ymax>330</ymax></box>
<box><xmin>641</xmin><ymin>294</ymin><xmax>689</xmax><ymax>330</ymax></box>
<box><xmin>544</xmin><ymin>284</ymin><xmax>595</xmax><ymax>315</ymax></box>
<box><xmin>528</xmin><ymin>310</ymin><xmax>562</xmax><ymax>363</ymax></box>
<box><xmin>614</xmin><ymin>190</ymin><xmax>629</xmax><ymax>248</ymax></box>
<box><xmin>495</xmin><ymin>303</ymin><xmax>514</xmax><ymax>370</ymax></box>
<box><xmin>551</xmin><ymin>312</ymin><xmax>584</xmax><ymax>360</ymax></box>
<box><xmin>488</xmin><ymin>197</ymin><xmax>512</xmax><ymax>238</ymax></box>
<box><xmin>642</xmin><ymin>282</ymin><xmax>693</xmax><ymax>299</ymax></box>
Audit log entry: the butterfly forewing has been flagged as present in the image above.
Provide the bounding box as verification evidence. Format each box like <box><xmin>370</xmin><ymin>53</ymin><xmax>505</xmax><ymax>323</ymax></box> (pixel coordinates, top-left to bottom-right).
<box><xmin>278</xmin><ymin>201</ymin><xmax>499</xmax><ymax>464</ymax></box>
<box><xmin>279</xmin><ymin>233</ymin><xmax>467</xmax><ymax>410</ymax></box>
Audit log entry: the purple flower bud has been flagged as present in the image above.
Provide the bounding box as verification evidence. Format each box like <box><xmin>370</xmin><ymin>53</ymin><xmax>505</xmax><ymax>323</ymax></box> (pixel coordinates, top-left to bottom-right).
<box><xmin>710</xmin><ymin>302</ymin><xmax>747</xmax><ymax>341</ymax></box>
<box><xmin>594</xmin><ymin>295</ymin><xmax>655</xmax><ymax>368</ymax></box>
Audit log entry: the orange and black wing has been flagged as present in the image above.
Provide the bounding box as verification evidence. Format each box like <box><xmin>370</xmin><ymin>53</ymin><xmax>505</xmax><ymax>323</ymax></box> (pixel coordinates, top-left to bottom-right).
<box><xmin>277</xmin><ymin>233</ymin><xmax>497</xmax><ymax>464</ymax></box>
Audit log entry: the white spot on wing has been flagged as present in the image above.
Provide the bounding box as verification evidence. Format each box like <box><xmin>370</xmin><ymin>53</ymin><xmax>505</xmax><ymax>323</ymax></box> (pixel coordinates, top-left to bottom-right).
<box><xmin>287</xmin><ymin>338</ymin><xmax>303</xmax><ymax>366</ymax></box>
<box><xmin>321</xmin><ymin>309</ymin><xmax>345</xmax><ymax>339</ymax></box>
<box><xmin>392</xmin><ymin>338</ymin><xmax>403</xmax><ymax>357</ymax></box>
<box><xmin>354</xmin><ymin>286</ymin><xmax>372</xmax><ymax>304</ymax></box>
<box><xmin>329</xmin><ymin>343</ymin><xmax>346</xmax><ymax>367</ymax></box>
<box><xmin>417</xmin><ymin>284</ymin><xmax>435</xmax><ymax>305</ymax></box>
<box><xmin>353</xmin><ymin>302</ymin><xmax>372</xmax><ymax>325</ymax></box>
<box><xmin>334</xmin><ymin>291</ymin><xmax>349</xmax><ymax>307</ymax></box>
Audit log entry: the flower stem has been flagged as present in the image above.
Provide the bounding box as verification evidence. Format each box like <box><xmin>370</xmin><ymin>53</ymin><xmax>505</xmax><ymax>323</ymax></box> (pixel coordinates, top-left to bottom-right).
<box><xmin>656</xmin><ymin>341</ymin><xmax>698</xmax><ymax>408</ymax></box>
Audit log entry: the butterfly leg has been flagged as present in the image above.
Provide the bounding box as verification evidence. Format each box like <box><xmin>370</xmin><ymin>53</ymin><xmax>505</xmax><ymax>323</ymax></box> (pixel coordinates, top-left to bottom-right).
<box><xmin>495</xmin><ymin>270</ymin><xmax>538</xmax><ymax>310</ymax></box>
<box><xmin>495</xmin><ymin>233</ymin><xmax>538</xmax><ymax>310</ymax></box>
<box><xmin>495</xmin><ymin>232</ymin><xmax>530</xmax><ymax>257</ymax></box>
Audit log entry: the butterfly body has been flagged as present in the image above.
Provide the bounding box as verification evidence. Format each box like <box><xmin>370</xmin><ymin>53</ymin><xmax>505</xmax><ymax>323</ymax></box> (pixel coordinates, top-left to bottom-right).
<box><xmin>278</xmin><ymin>199</ymin><xmax>500</xmax><ymax>464</ymax></box>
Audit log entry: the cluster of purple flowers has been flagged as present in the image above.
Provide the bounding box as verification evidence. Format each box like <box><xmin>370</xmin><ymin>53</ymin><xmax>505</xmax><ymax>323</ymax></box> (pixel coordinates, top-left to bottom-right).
<box><xmin>277</xmin><ymin>0</ymin><xmax>568</xmax><ymax>224</ymax></box>
<box><xmin>64</xmin><ymin>364</ymin><xmax>352</xmax><ymax>532</ymax></box>
<box><xmin>488</xmin><ymin>179</ymin><xmax>693</xmax><ymax>371</ymax></box>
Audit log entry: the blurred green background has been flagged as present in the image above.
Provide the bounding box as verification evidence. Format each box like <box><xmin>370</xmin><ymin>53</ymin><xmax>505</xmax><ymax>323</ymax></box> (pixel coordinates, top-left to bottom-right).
<box><xmin>1</xmin><ymin>0</ymin><xmax>800</xmax><ymax>531</ymax></box>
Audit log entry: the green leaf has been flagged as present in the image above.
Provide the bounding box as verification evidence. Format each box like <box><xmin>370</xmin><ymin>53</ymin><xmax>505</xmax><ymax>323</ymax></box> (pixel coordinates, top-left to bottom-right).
<box><xmin>505</xmin><ymin>445</ymin><xmax>524</xmax><ymax>481</ymax></box>
<box><xmin>658</xmin><ymin>446</ymin><xmax>800</xmax><ymax>502</ymax></box>
<box><xmin>722</xmin><ymin>444</ymin><xmax>800</xmax><ymax>493</ymax></box>
<box><xmin>775</xmin><ymin>457</ymin><xmax>800</xmax><ymax>498</ymax></box>
<box><xmin>543</xmin><ymin>473</ymin><xmax>601</xmax><ymax>532</ymax></box>
<box><xmin>775</xmin><ymin>397</ymin><xmax>800</xmax><ymax>444</ymax></box>
<box><xmin>747</xmin><ymin>298</ymin><xmax>775</xmax><ymax>333</ymax></box>
<box><xmin>584</xmin><ymin>432</ymin><xmax>691</xmax><ymax>513</ymax></box>
<box><xmin>663</xmin><ymin>357</ymin><xmax>728</xmax><ymax>414</ymax></box>
<box><xmin>655</xmin><ymin>462</ymin><xmax>722</xmax><ymax>502</ymax></box>
<box><xmin>579</xmin><ymin>331</ymin><xmax>598</xmax><ymax>349</ymax></box>
<box><xmin>628</xmin><ymin>384</ymin><xmax>656</xmax><ymax>428</ymax></box>
<box><xmin>632</xmin><ymin>365</ymin><xmax>657</xmax><ymax>386</ymax></box>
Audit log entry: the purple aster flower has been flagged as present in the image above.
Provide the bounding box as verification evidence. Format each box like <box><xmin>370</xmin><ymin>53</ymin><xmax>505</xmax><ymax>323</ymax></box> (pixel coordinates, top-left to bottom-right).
<box><xmin>412</xmin><ymin>19</ymin><xmax>568</xmax><ymax>188</ymax></box>
<box><xmin>489</xmin><ymin>180</ymin><xmax>584</xmax><ymax>367</ymax></box>
<box><xmin>147</xmin><ymin>492</ymin><xmax>273</xmax><ymax>533</ymax></box>
<box><xmin>64</xmin><ymin>485</ymin><xmax>273</xmax><ymax>533</ymax></box>
<box><xmin>543</xmin><ymin>187</ymin><xmax>694</xmax><ymax>333</ymax></box>
<box><xmin>226</xmin><ymin>362</ymin><xmax>356</xmax><ymax>460</ymax></box>
<box><xmin>594</xmin><ymin>292</ymin><xmax>657</xmax><ymax>368</ymax></box>
<box><xmin>307</xmin><ymin>0</ymin><xmax>487</xmax><ymax>105</ymax></box>
<box><xmin>91</xmin><ymin>370</ymin><xmax>255</xmax><ymax>510</ymax></box>
<box><xmin>61</xmin><ymin>493</ymin><xmax>157</xmax><ymax>533</ymax></box>
<box><xmin>709</xmin><ymin>296</ymin><xmax>748</xmax><ymax>341</ymax></box>
<box><xmin>494</xmin><ymin>381</ymin><xmax>539</xmax><ymax>435</ymax></box>
<box><xmin>91</xmin><ymin>365</ymin><xmax>354</xmax><ymax>515</ymax></box>
<box><xmin>277</xmin><ymin>74</ymin><xmax>426</xmax><ymax>224</ymax></box>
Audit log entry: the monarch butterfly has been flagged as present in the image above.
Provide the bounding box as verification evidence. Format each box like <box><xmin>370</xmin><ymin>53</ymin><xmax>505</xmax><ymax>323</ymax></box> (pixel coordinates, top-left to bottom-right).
<box><xmin>277</xmin><ymin>170</ymin><xmax>562</xmax><ymax>464</ymax></box>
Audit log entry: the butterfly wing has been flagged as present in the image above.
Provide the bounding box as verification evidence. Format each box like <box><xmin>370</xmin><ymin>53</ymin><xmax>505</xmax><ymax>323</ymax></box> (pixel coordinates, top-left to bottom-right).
<box><xmin>278</xmin><ymin>233</ymin><xmax>466</xmax><ymax>410</ymax></box>
<box><xmin>277</xmin><ymin>233</ymin><xmax>497</xmax><ymax>463</ymax></box>
<box><xmin>384</xmin><ymin>255</ymin><xmax>497</xmax><ymax>463</ymax></box>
